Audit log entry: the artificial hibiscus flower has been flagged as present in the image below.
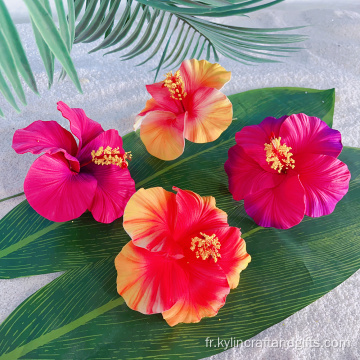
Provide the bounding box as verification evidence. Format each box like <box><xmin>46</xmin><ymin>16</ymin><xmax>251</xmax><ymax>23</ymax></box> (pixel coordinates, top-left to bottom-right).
<box><xmin>135</xmin><ymin>59</ymin><xmax>233</xmax><ymax>161</ymax></box>
<box><xmin>225</xmin><ymin>113</ymin><xmax>351</xmax><ymax>229</ymax></box>
<box><xmin>115</xmin><ymin>186</ymin><xmax>250</xmax><ymax>326</ymax></box>
<box><xmin>12</xmin><ymin>101</ymin><xmax>136</xmax><ymax>223</ymax></box>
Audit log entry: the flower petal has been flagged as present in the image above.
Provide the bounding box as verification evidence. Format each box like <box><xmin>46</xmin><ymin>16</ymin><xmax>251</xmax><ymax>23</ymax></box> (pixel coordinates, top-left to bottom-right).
<box><xmin>77</xmin><ymin>129</ymin><xmax>124</xmax><ymax>165</ymax></box>
<box><xmin>279</xmin><ymin>113</ymin><xmax>342</xmax><ymax>157</ymax></box>
<box><xmin>12</xmin><ymin>120</ymin><xmax>77</xmax><ymax>156</ymax></box>
<box><xmin>145</xmin><ymin>82</ymin><xmax>184</xmax><ymax>115</ymax></box>
<box><xmin>183</xmin><ymin>87</ymin><xmax>232</xmax><ymax>143</ymax></box>
<box><xmin>24</xmin><ymin>153</ymin><xmax>97</xmax><ymax>222</ymax></box>
<box><xmin>295</xmin><ymin>153</ymin><xmax>351</xmax><ymax>217</ymax></box>
<box><xmin>115</xmin><ymin>242</ymin><xmax>186</xmax><ymax>315</ymax></box>
<box><xmin>57</xmin><ymin>101</ymin><xmax>104</xmax><ymax>149</ymax></box>
<box><xmin>234</xmin><ymin>116</ymin><xmax>288</xmax><ymax>172</ymax></box>
<box><xmin>225</xmin><ymin>144</ymin><xmax>284</xmax><ymax>201</ymax></box>
<box><xmin>173</xmin><ymin>187</ymin><xmax>229</xmax><ymax>241</ymax></box>
<box><xmin>138</xmin><ymin>97</ymin><xmax>164</xmax><ymax>117</ymax></box>
<box><xmin>140</xmin><ymin>111</ymin><xmax>185</xmax><ymax>161</ymax></box>
<box><xmin>123</xmin><ymin>187</ymin><xmax>179</xmax><ymax>254</ymax></box>
<box><xmin>162</xmin><ymin>259</ymin><xmax>230</xmax><ymax>326</ymax></box>
<box><xmin>244</xmin><ymin>174</ymin><xmax>306</xmax><ymax>229</ymax></box>
<box><xmin>216</xmin><ymin>227</ymin><xmax>251</xmax><ymax>289</ymax></box>
<box><xmin>180</xmin><ymin>59</ymin><xmax>231</xmax><ymax>93</ymax></box>
<box><xmin>83</xmin><ymin>163</ymin><xmax>135</xmax><ymax>223</ymax></box>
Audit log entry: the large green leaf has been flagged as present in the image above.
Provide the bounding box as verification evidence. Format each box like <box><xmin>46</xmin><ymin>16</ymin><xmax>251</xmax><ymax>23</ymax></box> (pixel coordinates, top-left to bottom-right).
<box><xmin>0</xmin><ymin>87</ymin><xmax>358</xmax><ymax>359</ymax></box>
<box><xmin>0</xmin><ymin>86</ymin><xmax>359</xmax><ymax>358</ymax></box>
<box><xmin>0</xmin><ymin>87</ymin><xmax>335</xmax><ymax>278</ymax></box>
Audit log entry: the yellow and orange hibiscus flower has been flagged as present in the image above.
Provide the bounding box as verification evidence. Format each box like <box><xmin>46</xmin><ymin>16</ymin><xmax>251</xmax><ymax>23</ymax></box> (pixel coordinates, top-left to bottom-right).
<box><xmin>135</xmin><ymin>59</ymin><xmax>233</xmax><ymax>160</ymax></box>
<box><xmin>115</xmin><ymin>186</ymin><xmax>251</xmax><ymax>326</ymax></box>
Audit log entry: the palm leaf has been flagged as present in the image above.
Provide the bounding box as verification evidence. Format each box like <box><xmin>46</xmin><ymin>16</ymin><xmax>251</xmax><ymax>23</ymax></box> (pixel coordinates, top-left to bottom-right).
<box><xmin>0</xmin><ymin>0</ymin><xmax>305</xmax><ymax>114</ymax></box>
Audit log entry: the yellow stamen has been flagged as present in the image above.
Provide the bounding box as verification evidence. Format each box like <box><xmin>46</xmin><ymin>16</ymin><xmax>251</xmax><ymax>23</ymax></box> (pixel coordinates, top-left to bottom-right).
<box><xmin>264</xmin><ymin>136</ymin><xmax>295</xmax><ymax>173</ymax></box>
<box><xmin>91</xmin><ymin>146</ymin><xmax>132</xmax><ymax>169</ymax></box>
<box><xmin>163</xmin><ymin>70</ymin><xmax>187</xmax><ymax>101</ymax></box>
<box><xmin>190</xmin><ymin>232</ymin><xmax>221</xmax><ymax>263</ymax></box>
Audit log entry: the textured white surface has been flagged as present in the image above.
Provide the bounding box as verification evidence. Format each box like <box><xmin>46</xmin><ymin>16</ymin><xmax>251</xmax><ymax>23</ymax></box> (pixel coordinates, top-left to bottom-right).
<box><xmin>0</xmin><ymin>1</ymin><xmax>359</xmax><ymax>359</ymax></box>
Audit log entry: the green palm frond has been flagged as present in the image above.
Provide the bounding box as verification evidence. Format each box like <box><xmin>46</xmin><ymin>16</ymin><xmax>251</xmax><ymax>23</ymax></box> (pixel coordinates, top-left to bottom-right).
<box><xmin>0</xmin><ymin>0</ymin><xmax>306</xmax><ymax>115</ymax></box>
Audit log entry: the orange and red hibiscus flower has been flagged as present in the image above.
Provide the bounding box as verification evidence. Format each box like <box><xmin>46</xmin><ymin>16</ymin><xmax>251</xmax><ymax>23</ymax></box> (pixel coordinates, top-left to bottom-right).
<box><xmin>115</xmin><ymin>187</ymin><xmax>251</xmax><ymax>326</ymax></box>
<box><xmin>135</xmin><ymin>59</ymin><xmax>233</xmax><ymax>161</ymax></box>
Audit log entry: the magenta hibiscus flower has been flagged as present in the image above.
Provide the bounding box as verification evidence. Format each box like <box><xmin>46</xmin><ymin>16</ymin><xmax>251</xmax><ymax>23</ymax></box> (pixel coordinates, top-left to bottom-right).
<box><xmin>224</xmin><ymin>113</ymin><xmax>351</xmax><ymax>229</ymax></box>
<box><xmin>12</xmin><ymin>101</ymin><xmax>136</xmax><ymax>223</ymax></box>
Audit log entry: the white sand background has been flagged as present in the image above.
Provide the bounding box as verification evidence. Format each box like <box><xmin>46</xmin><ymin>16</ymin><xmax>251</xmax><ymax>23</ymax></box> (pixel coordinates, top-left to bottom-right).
<box><xmin>0</xmin><ymin>0</ymin><xmax>359</xmax><ymax>359</ymax></box>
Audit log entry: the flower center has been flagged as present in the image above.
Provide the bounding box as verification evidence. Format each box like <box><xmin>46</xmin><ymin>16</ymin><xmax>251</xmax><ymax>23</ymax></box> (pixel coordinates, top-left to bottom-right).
<box><xmin>163</xmin><ymin>70</ymin><xmax>187</xmax><ymax>101</ymax></box>
<box><xmin>264</xmin><ymin>132</ymin><xmax>295</xmax><ymax>173</ymax></box>
<box><xmin>91</xmin><ymin>146</ymin><xmax>132</xmax><ymax>169</ymax></box>
<box><xmin>190</xmin><ymin>232</ymin><xmax>221</xmax><ymax>263</ymax></box>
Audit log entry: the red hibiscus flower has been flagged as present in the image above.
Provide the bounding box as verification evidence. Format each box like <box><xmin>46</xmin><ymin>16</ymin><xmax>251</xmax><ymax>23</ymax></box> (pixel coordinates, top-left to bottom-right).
<box><xmin>225</xmin><ymin>113</ymin><xmax>351</xmax><ymax>229</ymax></box>
<box><xmin>135</xmin><ymin>59</ymin><xmax>233</xmax><ymax>160</ymax></box>
<box><xmin>12</xmin><ymin>101</ymin><xmax>136</xmax><ymax>223</ymax></box>
<box><xmin>115</xmin><ymin>186</ymin><xmax>251</xmax><ymax>326</ymax></box>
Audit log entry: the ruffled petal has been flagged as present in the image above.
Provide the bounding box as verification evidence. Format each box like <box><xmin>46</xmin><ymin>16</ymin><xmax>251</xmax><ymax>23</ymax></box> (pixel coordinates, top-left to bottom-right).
<box><xmin>295</xmin><ymin>153</ymin><xmax>351</xmax><ymax>217</ymax></box>
<box><xmin>244</xmin><ymin>174</ymin><xmax>306</xmax><ymax>229</ymax></box>
<box><xmin>138</xmin><ymin>98</ymin><xmax>164</xmax><ymax>117</ymax></box>
<box><xmin>173</xmin><ymin>187</ymin><xmax>228</xmax><ymax>242</ymax></box>
<box><xmin>224</xmin><ymin>144</ymin><xmax>284</xmax><ymax>201</ymax></box>
<box><xmin>140</xmin><ymin>111</ymin><xmax>185</xmax><ymax>161</ymax></box>
<box><xmin>162</xmin><ymin>259</ymin><xmax>230</xmax><ymax>326</ymax></box>
<box><xmin>180</xmin><ymin>59</ymin><xmax>231</xmax><ymax>93</ymax></box>
<box><xmin>12</xmin><ymin>120</ymin><xmax>77</xmax><ymax>157</ymax></box>
<box><xmin>24</xmin><ymin>153</ymin><xmax>97</xmax><ymax>222</ymax></box>
<box><xmin>115</xmin><ymin>242</ymin><xmax>186</xmax><ymax>315</ymax></box>
<box><xmin>77</xmin><ymin>129</ymin><xmax>124</xmax><ymax>165</ymax></box>
<box><xmin>279</xmin><ymin>113</ymin><xmax>342</xmax><ymax>157</ymax></box>
<box><xmin>57</xmin><ymin>101</ymin><xmax>104</xmax><ymax>150</ymax></box>
<box><xmin>215</xmin><ymin>227</ymin><xmax>251</xmax><ymax>289</ymax></box>
<box><xmin>145</xmin><ymin>82</ymin><xmax>184</xmax><ymax>115</ymax></box>
<box><xmin>83</xmin><ymin>163</ymin><xmax>135</xmax><ymax>223</ymax></box>
<box><xmin>183</xmin><ymin>87</ymin><xmax>232</xmax><ymax>143</ymax></box>
<box><xmin>123</xmin><ymin>187</ymin><xmax>179</xmax><ymax>255</ymax></box>
<box><xmin>234</xmin><ymin>116</ymin><xmax>288</xmax><ymax>172</ymax></box>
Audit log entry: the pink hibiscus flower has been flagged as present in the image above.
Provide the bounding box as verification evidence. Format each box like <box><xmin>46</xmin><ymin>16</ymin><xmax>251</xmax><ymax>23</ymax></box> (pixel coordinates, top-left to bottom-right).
<box><xmin>115</xmin><ymin>186</ymin><xmax>251</xmax><ymax>326</ymax></box>
<box><xmin>135</xmin><ymin>59</ymin><xmax>233</xmax><ymax>161</ymax></box>
<box><xmin>225</xmin><ymin>113</ymin><xmax>351</xmax><ymax>229</ymax></box>
<box><xmin>12</xmin><ymin>101</ymin><xmax>136</xmax><ymax>223</ymax></box>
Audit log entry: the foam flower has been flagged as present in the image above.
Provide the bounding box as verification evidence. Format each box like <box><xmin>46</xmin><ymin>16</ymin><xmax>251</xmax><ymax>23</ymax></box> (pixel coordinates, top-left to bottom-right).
<box><xmin>135</xmin><ymin>59</ymin><xmax>233</xmax><ymax>160</ymax></box>
<box><xmin>115</xmin><ymin>186</ymin><xmax>250</xmax><ymax>326</ymax></box>
<box><xmin>225</xmin><ymin>113</ymin><xmax>351</xmax><ymax>229</ymax></box>
<box><xmin>12</xmin><ymin>101</ymin><xmax>136</xmax><ymax>223</ymax></box>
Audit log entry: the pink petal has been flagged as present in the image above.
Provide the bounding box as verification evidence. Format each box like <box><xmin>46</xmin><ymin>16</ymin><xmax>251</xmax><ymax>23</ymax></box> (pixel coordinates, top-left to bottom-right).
<box><xmin>123</xmin><ymin>187</ymin><xmax>180</xmax><ymax>255</ymax></box>
<box><xmin>279</xmin><ymin>113</ymin><xmax>342</xmax><ymax>157</ymax></box>
<box><xmin>146</xmin><ymin>82</ymin><xmax>184</xmax><ymax>115</ymax></box>
<box><xmin>57</xmin><ymin>101</ymin><xmax>104</xmax><ymax>150</ymax></box>
<box><xmin>12</xmin><ymin>120</ymin><xmax>79</xmax><ymax>171</ymax></box>
<box><xmin>77</xmin><ymin>129</ymin><xmax>124</xmax><ymax>165</ymax></box>
<box><xmin>24</xmin><ymin>153</ymin><xmax>97</xmax><ymax>222</ymax></box>
<box><xmin>138</xmin><ymin>98</ymin><xmax>165</xmax><ymax>117</ymax></box>
<box><xmin>244</xmin><ymin>174</ymin><xmax>306</xmax><ymax>229</ymax></box>
<box><xmin>295</xmin><ymin>153</ymin><xmax>351</xmax><ymax>217</ymax></box>
<box><xmin>140</xmin><ymin>111</ymin><xmax>185</xmax><ymax>161</ymax></box>
<box><xmin>162</xmin><ymin>258</ymin><xmax>230</xmax><ymax>326</ymax></box>
<box><xmin>115</xmin><ymin>242</ymin><xmax>186</xmax><ymax>315</ymax></box>
<box><xmin>83</xmin><ymin>163</ymin><xmax>135</xmax><ymax>223</ymax></box>
<box><xmin>173</xmin><ymin>187</ymin><xmax>229</xmax><ymax>242</ymax></box>
<box><xmin>224</xmin><ymin>144</ymin><xmax>284</xmax><ymax>201</ymax></box>
<box><xmin>183</xmin><ymin>87</ymin><xmax>232</xmax><ymax>143</ymax></box>
<box><xmin>234</xmin><ymin>116</ymin><xmax>288</xmax><ymax>172</ymax></box>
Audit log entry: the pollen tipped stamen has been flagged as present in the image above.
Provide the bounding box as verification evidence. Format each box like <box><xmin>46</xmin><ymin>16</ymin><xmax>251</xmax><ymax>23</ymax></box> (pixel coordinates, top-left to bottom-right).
<box><xmin>190</xmin><ymin>232</ymin><xmax>221</xmax><ymax>263</ymax></box>
<box><xmin>264</xmin><ymin>136</ymin><xmax>295</xmax><ymax>173</ymax></box>
<box><xmin>163</xmin><ymin>70</ymin><xmax>187</xmax><ymax>101</ymax></box>
<box><xmin>91</xmin><ymin>146</ymin><xmax>132</xmax><ymax>169</ymax></box>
